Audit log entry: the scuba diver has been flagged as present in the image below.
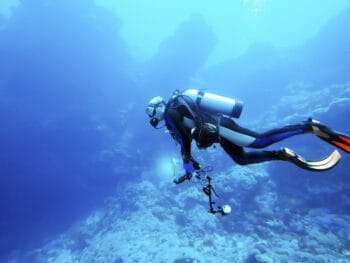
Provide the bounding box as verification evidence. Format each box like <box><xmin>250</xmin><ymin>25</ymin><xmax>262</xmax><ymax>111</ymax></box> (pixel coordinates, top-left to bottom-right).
<box><xmin>146</xmin><ymin>89</ymin><xmax>350</xmax><ymax>184</ymax></box>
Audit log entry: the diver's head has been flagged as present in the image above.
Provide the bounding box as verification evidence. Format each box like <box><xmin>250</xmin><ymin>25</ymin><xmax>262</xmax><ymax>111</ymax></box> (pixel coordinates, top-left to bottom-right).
<box><xmin>146</xmin><ymin>96</ymin><xmax>166</xmax><ymax>128</ymax></box>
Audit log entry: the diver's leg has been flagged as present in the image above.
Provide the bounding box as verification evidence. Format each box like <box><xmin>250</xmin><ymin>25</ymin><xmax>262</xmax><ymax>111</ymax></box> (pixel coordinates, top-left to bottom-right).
<box><xmin>219</xmin><ymin>118</ymin><xmax>311</xmax><ymax>149</ymax></box>
<box><xmin>220</xmin><ymin>138</ymin><xmax>341</xmax><ymax>170</ymax></box>
<box><xmin>219</xmin><ymin>138</ymin><xmax>283</xmax><ymax>165</ymax></box>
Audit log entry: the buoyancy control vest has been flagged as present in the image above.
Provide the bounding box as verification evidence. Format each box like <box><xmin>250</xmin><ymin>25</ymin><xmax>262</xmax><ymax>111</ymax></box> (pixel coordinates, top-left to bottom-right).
<box><xmin>167</xmin><ymin>89</ymin><xmax>244</xmax><ymax>149</ymax></box>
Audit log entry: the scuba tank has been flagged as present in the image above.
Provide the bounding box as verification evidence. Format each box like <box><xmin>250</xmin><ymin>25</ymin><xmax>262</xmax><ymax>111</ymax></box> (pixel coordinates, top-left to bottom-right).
<box><xmin>182</xmin><ymin>89</ymin><xmax>243</xmax><ymax>119</ymax></box>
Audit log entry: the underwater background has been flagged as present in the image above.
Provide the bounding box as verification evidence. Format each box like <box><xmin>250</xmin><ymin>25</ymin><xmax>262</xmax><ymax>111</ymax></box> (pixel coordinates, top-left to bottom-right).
<box><xmin>1</xmin><ymin>0</ymin><xmax>350</xmax><ymax>262</ymax></box>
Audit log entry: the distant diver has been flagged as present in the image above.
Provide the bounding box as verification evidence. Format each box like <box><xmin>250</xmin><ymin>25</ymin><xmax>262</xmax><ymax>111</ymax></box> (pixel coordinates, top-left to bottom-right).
<box><xmin>146</xmin><ymin>89</ymin><xmax>350</xmax><ymax>184</ymax></box>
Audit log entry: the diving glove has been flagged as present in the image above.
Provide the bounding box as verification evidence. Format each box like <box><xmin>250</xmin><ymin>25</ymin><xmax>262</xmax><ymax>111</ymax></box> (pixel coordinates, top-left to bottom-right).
<box><xmin>173</xmin><ymin>162</ymin><xmax>195</xmax><ymax>184</ymax></box>
<box><xmin>183</xmin><ymin>161</ymin><xmax>195</xmax><ymax>174</ymax></box>
<box><xmin>173</xmin><ymin>173</ymin><xmax>192</xmax><ymax>184</ymax></box>
<box><xmin>174</xmin><ymin>159</ymin><xmax>201</xmax><ymax>184</ymax></box>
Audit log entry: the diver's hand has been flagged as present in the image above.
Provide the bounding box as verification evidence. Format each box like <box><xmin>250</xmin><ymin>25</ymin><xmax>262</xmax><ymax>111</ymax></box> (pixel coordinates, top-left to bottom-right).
<box><xmin>183</xmin><ymin>161</ymin><xmax>195</xmax><ymax>174</ymax></box>
<box><xmin>174</xmin><ymin>160</ymin><xmax>200</xmax><ymax>184</ymax></box>
<box><xmin>183</xmin><ymin>159</ymin><xmax>201</xmax><ymax>173</ymax></box>
<box><xmin>173</xmin><ymin>173</ymin><xmax>192</xmax><ymax>184</ymax></box>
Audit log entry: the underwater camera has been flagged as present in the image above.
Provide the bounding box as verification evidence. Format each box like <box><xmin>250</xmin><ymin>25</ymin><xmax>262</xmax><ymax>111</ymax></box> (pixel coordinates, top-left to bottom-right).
<box><xmin>199</xmin><ymin>172</ymin><xmax>232</xmax><ymax>216</ymax></box>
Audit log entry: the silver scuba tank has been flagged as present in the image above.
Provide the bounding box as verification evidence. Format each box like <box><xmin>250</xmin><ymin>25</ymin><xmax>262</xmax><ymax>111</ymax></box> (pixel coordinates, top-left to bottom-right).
<box><xmin>182</xmin><ymin>89</ymin><xmax>243</xmax><ymax>119</ymax></box>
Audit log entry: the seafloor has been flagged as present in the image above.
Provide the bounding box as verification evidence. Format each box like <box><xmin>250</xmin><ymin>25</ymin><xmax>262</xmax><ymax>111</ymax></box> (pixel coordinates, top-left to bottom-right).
<box><xmin>28</xmin><ymin>164</ymin><xmax>350</xmax><ymax>262</ymax></box>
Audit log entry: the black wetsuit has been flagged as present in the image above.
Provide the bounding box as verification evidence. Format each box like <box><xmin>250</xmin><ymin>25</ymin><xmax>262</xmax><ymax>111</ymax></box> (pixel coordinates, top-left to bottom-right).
<box><xmin>164</xmin><ymin>99</ymin><xmax>197</xmax><ymax>164</ymax></box>
<box><xmin>164</xmin><ymin>96</ymin><xmax>312</xmax><ymax>166</ymax></box>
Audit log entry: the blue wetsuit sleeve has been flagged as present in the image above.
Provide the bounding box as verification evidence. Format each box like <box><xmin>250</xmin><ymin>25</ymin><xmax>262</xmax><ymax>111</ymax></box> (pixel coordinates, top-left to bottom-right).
<box><xmin>164</xmin><ymin>108</ymin><xmax>192</xmax><ymax>163</ymax></box>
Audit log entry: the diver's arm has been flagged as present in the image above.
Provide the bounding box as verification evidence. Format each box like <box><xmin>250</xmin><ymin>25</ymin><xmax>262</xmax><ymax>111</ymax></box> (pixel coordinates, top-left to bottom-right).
<box><xmin>164</xmin><ymin>108</ymin><xmax>193</xmax><ymax>162</ymax></box>
<box><xmin>165</xmin><ymin>108</ymin><xmax>201</xmax><ymax>182</ymax></box>
<box><xmin>165</xmin><ymin>111</ymin><xmax>199</xmax><ymax>184</ymax></box>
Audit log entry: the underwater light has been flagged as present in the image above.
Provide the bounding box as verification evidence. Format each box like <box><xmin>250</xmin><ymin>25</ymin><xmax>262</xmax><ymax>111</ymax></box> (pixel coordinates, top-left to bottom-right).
<box><xmin>220</xmin><ymin>205</ymin><xmax>232</xmax><ymax>216</ymax></box>
<box><xmin>156</xmin><ymin>157</ymin><xmax>179</xmax><ymax>178</ymax></box>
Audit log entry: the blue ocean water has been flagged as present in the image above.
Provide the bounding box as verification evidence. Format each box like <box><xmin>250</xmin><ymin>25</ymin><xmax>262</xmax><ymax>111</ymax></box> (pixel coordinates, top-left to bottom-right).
<box><xmin>1</xmin><ymin>0</ymin><xmax>350</xmax><ymax>262</ymax></box>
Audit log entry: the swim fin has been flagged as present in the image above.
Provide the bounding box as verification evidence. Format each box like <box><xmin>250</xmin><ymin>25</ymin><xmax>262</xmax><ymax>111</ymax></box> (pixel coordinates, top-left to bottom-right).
<box><xmin>281</xmin><ymin>147</ymin><xmax>341</xmax><ymax>171</ymax></box>
<box><xmin>310</xmin><ymin>118</ymin><xmax>350</xmax><ymax>153</ymax></box>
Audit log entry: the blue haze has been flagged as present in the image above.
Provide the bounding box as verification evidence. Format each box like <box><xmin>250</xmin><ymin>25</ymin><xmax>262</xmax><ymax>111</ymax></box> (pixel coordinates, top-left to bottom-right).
<box><xmin>0</xmin><ymin>0</ymin><xmax>350</xmax><ymax>262</ymax></box>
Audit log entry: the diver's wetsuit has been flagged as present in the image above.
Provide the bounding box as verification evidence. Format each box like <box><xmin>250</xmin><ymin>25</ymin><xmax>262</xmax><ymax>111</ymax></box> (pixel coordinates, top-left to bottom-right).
<box><xmin>219</xmin><ymin>118</ymin><xmax>311</xmax><ymax>165</ymax></box>
<box><xmin>164</xmin><ymin>97</ymin><xmax>312</xmax><ymax>165</ymax></box>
